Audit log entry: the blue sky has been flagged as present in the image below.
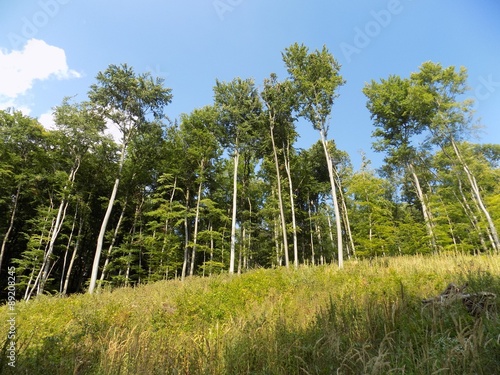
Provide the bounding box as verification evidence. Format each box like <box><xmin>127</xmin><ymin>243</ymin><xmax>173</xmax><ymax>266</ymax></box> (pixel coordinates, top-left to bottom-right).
<box><xmin>1</xmin><ymin>0</ymin><xmax>499</xmax><ymax>170</ymax></box>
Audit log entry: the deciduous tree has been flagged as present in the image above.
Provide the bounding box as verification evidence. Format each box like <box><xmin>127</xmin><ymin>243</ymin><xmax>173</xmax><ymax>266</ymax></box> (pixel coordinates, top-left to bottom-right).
<box><xmin>87</xmin><ymin>64</ymin><xmax>172</xmax><ymax>294</ymax></box>
<box><xmin>283</xmin><ymin>43</ymin><xmax>347</xmax><ymax>268</ymax></box>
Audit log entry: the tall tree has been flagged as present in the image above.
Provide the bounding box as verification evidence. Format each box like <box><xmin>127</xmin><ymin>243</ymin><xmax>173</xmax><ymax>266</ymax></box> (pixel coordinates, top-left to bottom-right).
<box><xmin>410</xmin><ymin>62</ymin><xmax>500</xmax><ymax>251</ymax></box>
<box><xmin>213</xmin><ymin>78</ymin><xmax>263</xmax><ymax>274</ymax></box>
<box><xmin>363</xmin><ymin>75</ymin><xmax>438</xmax><ymax>253</ymax></box>
<box><xmin>87</xmin><ymin>64</ymin><xmax>172</xmax><ymax>294</ymax></box>
<box><xmin>179</xmin><ymin>106</ymin><xmax>221</xmax><ymax>278</ymax></box>
<box><xmin>261</xmin><ymin>74</ymin><xmax>296</xmax><ymax>267</ymax></box>
<box><xmin>283</xmin><ymin>43</ymin><xmax>347</xmax><ymax>268</ymax></box>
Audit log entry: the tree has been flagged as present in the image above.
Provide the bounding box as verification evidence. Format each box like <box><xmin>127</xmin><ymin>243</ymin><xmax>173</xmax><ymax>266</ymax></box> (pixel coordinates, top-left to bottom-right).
<box><xmin>261</xmin><ymin>73</ymin><xmax>297</xmax><ymax>267</ymax></box>
<box><xmin>363</xmin><ymin>75</ymin><xmax>438</xmax><ymax>253</ymax></box>
<box><xmin>87</xmin><ymin>64</ymin><xmax>172</xmax><ymax>294</ymax></box>
<box><xmin>179</xmin><ymin>106</ymin><xmax>221</xmax><ymax>278</ymax></box>
<box><xmin>410</xmin><ymin>62</ymin><xmax>500</xmax><ymax>252</ymax></box>
<box><xmin>365</xmin><ymin>62</ymin><xmax>500</xmax><ymax>254</ymax></box>
<box><xmin>213</xmin><ymin>78</ymin><xmax>263</xmax><ymax>274</ymax></box>
<box><xmin>283</xmin><ymin>43</ymin><xmax>347</xmax><ymax>268</ymax></box>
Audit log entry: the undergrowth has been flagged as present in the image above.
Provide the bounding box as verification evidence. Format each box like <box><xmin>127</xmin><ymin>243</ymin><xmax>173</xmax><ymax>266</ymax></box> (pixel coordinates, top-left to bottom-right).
<box><xmin>1</xmin><ymin>253</ymin><xmax>499</xmax><ymax>374</ymax></box>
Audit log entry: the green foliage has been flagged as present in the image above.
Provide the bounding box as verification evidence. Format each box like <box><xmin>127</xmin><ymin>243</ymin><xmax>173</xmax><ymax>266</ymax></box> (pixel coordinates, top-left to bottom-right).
<box><xmin>89</xmin><ymin>64</ymin><xmax>173</xmax><ymax>133</ymax></box>
<box><xmin>282</xmin><ymin>43</ymin><xmax>345</xmax><ymax>131</ymax></box>
<box><xmin>213</xmin><ymin>77</ymin><xmax>263</xmax><ymax>153</ymax></box>
<box><xmin>347</xmin><ymin>168</ymin><xmax>396</xmax><ymax>256</ymax></box>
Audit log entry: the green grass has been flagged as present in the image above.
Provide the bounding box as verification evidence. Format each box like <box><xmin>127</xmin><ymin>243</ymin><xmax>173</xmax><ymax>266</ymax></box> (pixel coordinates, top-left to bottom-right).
<box><xmin>1</xmin><ymin>253</ymin><xmax>500</xmax><ymax>374</ymax></box>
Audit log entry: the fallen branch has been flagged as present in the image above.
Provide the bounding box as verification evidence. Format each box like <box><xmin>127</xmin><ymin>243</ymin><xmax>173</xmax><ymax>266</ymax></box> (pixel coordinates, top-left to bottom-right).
<box><xmin>422</xmin><ymin>283</ymin><xmax>497</xmax><ymax>317</ymax></box>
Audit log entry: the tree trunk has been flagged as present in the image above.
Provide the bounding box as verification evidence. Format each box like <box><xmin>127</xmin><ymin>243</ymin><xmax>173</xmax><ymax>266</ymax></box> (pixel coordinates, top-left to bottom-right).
<box><xmin>39</xmin><ymin>160</ymin><xmax>80</xmax><ymax>295</ymax></box>
<box><xmin>238</xmin><ymin>226</ymin><xmax>244</xmax><ymax>274</ymax></box>
<box><xmin>408</xmin><ymin>162</ymin><xmax>438</xmax><ymax>253</ymax></box>
<box><xmin>319</xmin><ymin>130</ymin><xmax>344</xmax><ymax>268</ymax></box>
<box><xmin>246</xmin><ymin>197</ymin><xmax>252</xmax><ymax>270</ymax></box>
<box><xmin>308</xmin><ymin>196</ymin><xmax>315</xmax><ymax>266</ymax></box>
<box><xmin>160</xmin><ymin>177</ymin><xmax>177</xmax><ymax>267</ymax></box>
<box><xmin>335</xmin><ymin>169</ymin><xmax>356</xmax><ymax>259</ymax></box>
<box><xmin>315</xmin><ymin>214</ymin><xmax>323</xmax><ymax>263</ymax></box>
<box><xmin>450</xmin><ymin>138</ymin><xmax>500</xmax><ymax>251</ymax></box>
<box><xmin>209</xmin><ymin>221</ymin><xmax>214</xmax><ymax>276</ymax></box>
<box><xmin>62</xmin><ymin>214</ymin><xmax>83</xmax><ymax>295</ymax></box>
<box><xmin>125</xmin><ymin>197</ymin><xmax>143</xmax><ymax>286</ymax></box>
<box><xmin>326</xmin><ymin>213</ymin><xmax>335</xmax><ymax>250</ymax></box>
<box><xmin>270</xmin><ymin>124</ymin><xmax>289</xmax><ymax>267</ymax></box>
<box><xmin>0</xmin><ymin>185</ymin><xmax>20</xmax><ymax>274</ymax></box>
<box><xmin>273</xmin><ymin>210</ymin><xmax>281</xmax><ymax>266</ymax></box>
<box><xmin>229</xmin><ymin>149</ymin><xmax>239</xmax><ymax>274</ymax></box>
<box><xmin>38</xmin><ymin>198</ymin><xmax>70</xmax><ymax>295</ymax></box>
<box><xmin>26</xmin><ymin>204</ymin><xmax>57</xmax><ymax>300</ymax></box>
<box><xmin>100</xmin><ymin>197</ymin><xmax>128</xmax><ymax>283</ymax></box>
<box><xmin>89</xmin><ymin>141</ymin><xmax>127</xmax><ymax>294</ymax></box>
<box><xmin>283</xmin><ymin>138</ymin><xmax>298</xmax><ymax>268</ymax></box>
<box><xmin>60</xmin><ymin>204</ymin><xmax>78</xmax><ymax>294</ymax></box>
<box><xmin>190</xmin><ymin>176</ymin><xmax>204</xmax><ymax>276</ymax></box>
<box><xmin>455</xmin><ymin>178</ymin><xmax>488</xmax><ymax>253</ymax></box>
<box><xmin>181</xmin><ymin>188</ymin><xmax>191</xmax><ymax>281</ymax></box>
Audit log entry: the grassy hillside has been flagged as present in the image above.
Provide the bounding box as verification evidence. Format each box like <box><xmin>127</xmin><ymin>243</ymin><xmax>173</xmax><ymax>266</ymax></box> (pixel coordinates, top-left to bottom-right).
<box><xmin>1</xmin><ymin>254</ymin><xmax>499</xmax><ymax>374</ymax></box>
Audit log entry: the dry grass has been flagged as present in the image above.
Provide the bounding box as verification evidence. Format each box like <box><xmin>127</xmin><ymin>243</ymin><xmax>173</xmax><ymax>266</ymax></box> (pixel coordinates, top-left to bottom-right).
<box><xmin>1</xmin><ymin>253</ymin><xmax>499</xmax><ymax>374</ymax></box>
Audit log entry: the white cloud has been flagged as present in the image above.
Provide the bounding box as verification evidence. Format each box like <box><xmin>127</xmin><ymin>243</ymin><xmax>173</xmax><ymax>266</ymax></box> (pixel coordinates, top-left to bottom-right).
<box><xmin>0</xmin><ymin>98</ymin><xmax>32</xmax><ymax>116</ymax></box>
<box><xmin>0</xmin><ymin>38</ymin><xmax>80</xmax><ymax>108</ymax></box>
<box><xmin>38</xmin><ymin>110</ymin><xmax>56</xmax><ymax>130</ymax></box>
<box><xmin>39</xmin><ymin>109</ymin><xmax>122</xmax><ymax>144</ymax></box>
<box><xmin>104</xmin><ymin>118</ymin><xmax>122</xmax><ymax>143</ymax></box>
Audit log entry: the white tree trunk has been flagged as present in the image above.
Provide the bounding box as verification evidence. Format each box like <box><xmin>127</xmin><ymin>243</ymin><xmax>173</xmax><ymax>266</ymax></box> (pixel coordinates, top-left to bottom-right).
<box><xmin>60</xmin><ymin>205</ymin><xmax>78</xmax><ymax>294</ymax></box>
<box><xmin>181</xmin><ymin>189</ymin><xmax>190</xmax><ymax>281</ymax></box>
<box><xmin>190</xmin><ymin>176</ymin><xmax>204</xmax><ymax>276</ymax></box>
<box><xmin>408</xmin><ymin>163</ymin><xmax>438</xmax><ymax>253</ymax></box>
<box><xmin>62</xmin><ymin>214</ymin><xmax>83</xmax><ymax>295</ymax></box>
<box><xmin>450</xmin><ymin>138</ymin><xmax>499</xmax><ymax>251</ymax></box>
<box><xmin>25</xmin><ymin>202</ymin><xmax>54</xmax><ymax>300</ymax></box>
<box><xmin>0</xmin><ymin>185</ymin><xmax>20</xmax><ymax>274</ymax></box>
<box><xmin>37</xmin><ymin>199</ymin><xmax>69</xmax><ymax>295</ymax></box>
<box><xmin>160</xmin><ymin>177</ymin><xmax>177</xmax><ymax>265</ymax></box>
<box><xmin>38</xmin><ymin>160</ymin><xmax>80</xmax><ymax>295</ymax></box>
<box><xmin>89</xmin><ymin>141</ymin><xmax>127</xmax><ymax>294</ymax></box>
<box><xmin>99</xmin><ymin>198</ymin><xmax>127</xmax><ymax>283</ymax></box>
<box><xmin>319</xmin><ymin>130</ymin><xmax>344</xmax><ymax>268</ymax></box>
<box><xmin>270</xmin><ymin>125</ymin><xmax>289</xmax><ymax>267</ymax></box>
<box><xmin>283</xmin><ymin>139</ymin><xmax>298</xmax><ymax>268</ymax></box>
<box><xmin>308</xmin><ymin>197</ymin><xmax>315</xmax><ymax>266</ymax></box>
<box><xmin>229</xmin><ymin>150</ymin><xmax>239</xmax><ymax>274</ymax></box>
<box><xmin>456</xmin><ymin>178</ymin><xmax>488</xmax><ymax>252</ymax></box>
<box><xmin>333</xmin><ymin>166</ymin><xmax>356</xmax><ymax>259</ymax></box>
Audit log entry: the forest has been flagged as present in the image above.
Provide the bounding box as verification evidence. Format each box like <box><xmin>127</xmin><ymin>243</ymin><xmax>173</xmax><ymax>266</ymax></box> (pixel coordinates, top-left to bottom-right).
<box><xmin>1</xmin><ymin>43</ymin><xmax>499</xmax><ymax>298</ymax></box>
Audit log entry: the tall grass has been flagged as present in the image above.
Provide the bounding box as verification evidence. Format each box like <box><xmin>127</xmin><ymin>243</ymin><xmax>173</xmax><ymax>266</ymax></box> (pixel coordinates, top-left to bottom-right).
<box><xmin>1</xmin><ymin>253</ymin><xmax>499</xmax><ymax>374</ymax></box>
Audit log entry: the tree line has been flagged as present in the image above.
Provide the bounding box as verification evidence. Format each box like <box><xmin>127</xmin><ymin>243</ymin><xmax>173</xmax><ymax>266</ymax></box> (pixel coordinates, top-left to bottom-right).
<box><xmin>1</xmin><ymin>43</ymin><xmax>499</xmax><ymax>298</ymax></box>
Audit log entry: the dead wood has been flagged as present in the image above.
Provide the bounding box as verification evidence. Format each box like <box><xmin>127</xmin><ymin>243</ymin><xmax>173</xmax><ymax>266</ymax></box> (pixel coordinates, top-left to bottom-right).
<box><xmin>422</xmin><ymin>282</ymin><xmax>497</xmax><ymax>317</ymax></box>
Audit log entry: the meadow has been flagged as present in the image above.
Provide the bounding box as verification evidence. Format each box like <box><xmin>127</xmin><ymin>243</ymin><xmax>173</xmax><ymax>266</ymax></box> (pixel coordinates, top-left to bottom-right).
<box><xmin>1</xmin><ymin>253</ymin><xmax>499</xmax><ymax>374</ymax></box>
